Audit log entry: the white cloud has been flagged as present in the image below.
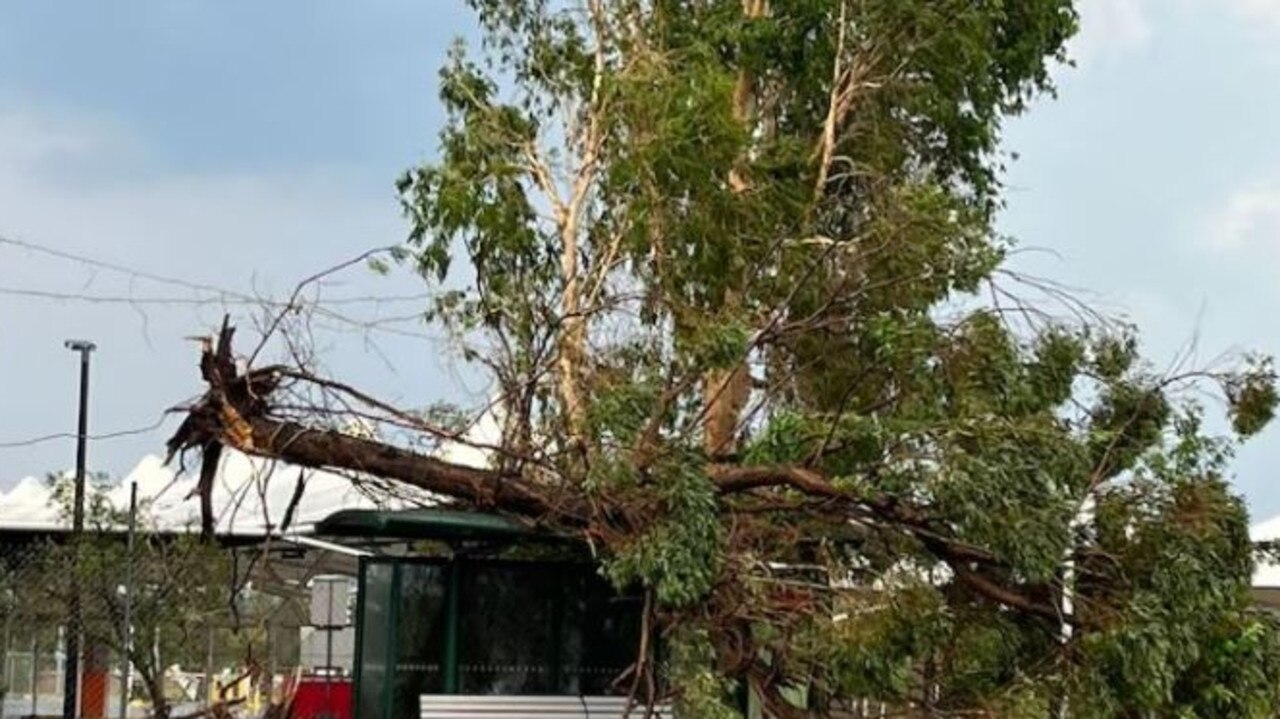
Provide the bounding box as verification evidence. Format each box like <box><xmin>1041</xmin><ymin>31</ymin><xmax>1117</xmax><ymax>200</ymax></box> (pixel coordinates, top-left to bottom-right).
<box><xmin>1230</xmin><ymin>0</ymin><xmax>1280</xmax><ymax>28</ymax></box>
<box><xmin>1069</xmin><ymin>0</ymin><xmax>1280</xmax><ymax>69</ymax></box>
<box><xmin>1203</xmin><ymin>180</ymin><xmax>1280</xmax><ymax>256</ymax></box>
<box><xmin>0</xmin><ymin>113</ymin><xmax>113</xmax><ymax>163</ymax></box>
<box><xmin>1071</xmin><ymin>0</ymin><xmax>1154</xmax><ymax>65</ymax></box>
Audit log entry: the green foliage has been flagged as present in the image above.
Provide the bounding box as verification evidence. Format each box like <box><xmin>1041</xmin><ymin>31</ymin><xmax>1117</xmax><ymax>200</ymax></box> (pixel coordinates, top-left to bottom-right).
<box><xmin>1072</xmin><ymin>411</ymin><xmax>1279</xmax><ymax>717</ymax></box>
<box><xmin>604</xmin><ymin>454</ymin><xmax>725</xmax><ymax>607</ymax></box>
<box><xmin>1226</xmin><ymin>356</ymin><xmax>1279</xmax><ymax>438</ymax></box>
<box><xmin>1091</xmin><ymin>331</ymin><xmax>1139</xmax><ymax>380</ymax></box>
<box><xmin>668</xmin><ymin>628</ymin><xmax>744</xmax><ymax>719</ymax></box>
<box><xmin>818</xmin><ymin>584</ymin><xmax>952</xmax><ymax>701</ymax></box>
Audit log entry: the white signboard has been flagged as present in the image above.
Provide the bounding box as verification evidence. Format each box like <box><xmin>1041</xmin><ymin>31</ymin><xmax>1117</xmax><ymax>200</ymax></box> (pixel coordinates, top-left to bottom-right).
<box><xmin>300</xmin><ymin>626</ymin><xmax>355</xmax><ymax>672</ymax></box>
<box><xmin>309</xmin><ymin>576</ymin><xmax>352</xmax><ymax>628</ymax></box>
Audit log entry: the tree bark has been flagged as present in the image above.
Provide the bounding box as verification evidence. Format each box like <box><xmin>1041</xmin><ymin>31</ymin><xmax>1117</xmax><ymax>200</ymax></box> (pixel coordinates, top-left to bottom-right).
<box><xmin>701</xmin><ymin>0</ymin><xmax>769</xmax><ymax>457</ymax></box>
<box><xmin>138</xmin><ymin>661</ymin><xmax>169</xmax><ymax>719</ymax></box>
<box><xmin>235</xmin><ymin>416</ymin><xmax>563</xmax><ymax>521</ymax></box>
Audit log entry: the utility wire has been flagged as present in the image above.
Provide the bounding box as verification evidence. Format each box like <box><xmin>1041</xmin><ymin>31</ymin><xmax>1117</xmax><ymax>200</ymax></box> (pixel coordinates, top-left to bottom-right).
<box><xmin>0</xmin><ymin>414</ymin><xmax>171</xmax><ymax>450</ymax></box>
<box><xmin>0</xmin><ymin>234</ymin><xmax>442</xmax><ymax>340</ymax></box>
<box><xmin>0</xmin><ymin>235</ymin><xmax>251</xmax><ymax>299</ymax></box>
<box><xmin>0</xmin><ymin>285</ymin><xmax>433</xmax><ymax>307</ymax></box>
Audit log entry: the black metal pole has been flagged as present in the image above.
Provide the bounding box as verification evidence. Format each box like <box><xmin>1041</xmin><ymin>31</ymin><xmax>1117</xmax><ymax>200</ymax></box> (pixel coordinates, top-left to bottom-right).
<box><xmin>63</xmin><ymin>340</ymin><xmax>95</xmax><ymax>719</ymax></box>
<box><xmin>119</xmin><ymin>480</ymin><xmax>137</xmax><ymax>719</ymax></box>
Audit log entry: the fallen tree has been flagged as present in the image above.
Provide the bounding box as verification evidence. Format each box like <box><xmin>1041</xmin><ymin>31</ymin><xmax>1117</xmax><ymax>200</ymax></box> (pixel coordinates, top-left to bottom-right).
<box><xmin>168</xmin><ymin>1</ymin><xmax>1280</xmax><ymax>717</ymax></box>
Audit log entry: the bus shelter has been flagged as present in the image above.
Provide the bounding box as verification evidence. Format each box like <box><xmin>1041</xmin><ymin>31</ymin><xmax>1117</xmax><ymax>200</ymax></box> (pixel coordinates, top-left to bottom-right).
<box><xmin>316</xmin><ymin>509</ymin><xmax>651</xmax><ymax>719</ymax></box>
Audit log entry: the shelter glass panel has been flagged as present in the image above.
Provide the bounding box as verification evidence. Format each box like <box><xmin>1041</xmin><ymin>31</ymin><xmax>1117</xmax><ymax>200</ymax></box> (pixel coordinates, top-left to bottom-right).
<box><xmin>456</xmin><ymin>563</ymin><xmax>559</xmax><ymax>695</ymax></box>
<box><xmin>559</xmin><ymin>570</ymin><xmax>644</xmax><ymax>695</ymax></box>
<box><xmin>391</xmin><ymin>563</ymin><xmax>447</xmax><ymax>717</ymax></box>
<box><xmin>357</xmin><ymin>562</ymin><xmax>394</xmax><ymax>719</ymax></box>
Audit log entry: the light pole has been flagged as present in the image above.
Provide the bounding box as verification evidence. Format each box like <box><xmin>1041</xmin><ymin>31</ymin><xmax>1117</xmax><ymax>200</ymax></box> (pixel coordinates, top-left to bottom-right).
<box><xmin>118</xmin><ymin>480</ymin><xmax>137</xmax><ymax>719</ymax></box>
<box><xmin>63</xmin><ymin>340</ymin><xmax>95</xmax><ymax>719</ymax></box>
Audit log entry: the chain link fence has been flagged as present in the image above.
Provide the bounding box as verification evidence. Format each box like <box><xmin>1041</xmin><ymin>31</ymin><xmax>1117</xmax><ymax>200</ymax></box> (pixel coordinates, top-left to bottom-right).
<box><xmin>0</xmin><ymin>532</ymin><xmax>314</xmax><ymax>719</ymax></box>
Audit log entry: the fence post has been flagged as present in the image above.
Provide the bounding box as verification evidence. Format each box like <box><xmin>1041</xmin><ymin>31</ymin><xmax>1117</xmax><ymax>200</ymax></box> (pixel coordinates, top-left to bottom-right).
<box><xmin>1</xmin><ymin>602</ymin><xmax>10</xmax><ymax>719</ymax></box>
<box><xmin>30</xmin><ymin>634</ymin><xmax>38</xmax><ymax>718</ymax></box>
<box><xmin>1</xmin><ymin>614</ymin><xmax>8</xmax><ymax>719</ymax></box>
<box><xmin>265</xmin><ymin>622</ymin><xmax>275</xmax><ymax>711</ymax></box>
<box><xmin>204</xmin><ymin>623</ymin><xmax>215</xmax><ymax>708</ymax></box>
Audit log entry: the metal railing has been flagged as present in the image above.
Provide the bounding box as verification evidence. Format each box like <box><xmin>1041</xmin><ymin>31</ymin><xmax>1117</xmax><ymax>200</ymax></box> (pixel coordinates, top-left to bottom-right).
<box><xmin>419</xmin><ymin>695</ymin><xmax>675</xmax><ymax>719</ymax></box>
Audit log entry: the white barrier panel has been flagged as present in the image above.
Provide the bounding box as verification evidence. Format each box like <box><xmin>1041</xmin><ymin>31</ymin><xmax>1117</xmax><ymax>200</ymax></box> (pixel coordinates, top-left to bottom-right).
<box><xmin>420</xmin><ymin>695</ymin><xmax>675</xmax><ymax>718</ymax></box>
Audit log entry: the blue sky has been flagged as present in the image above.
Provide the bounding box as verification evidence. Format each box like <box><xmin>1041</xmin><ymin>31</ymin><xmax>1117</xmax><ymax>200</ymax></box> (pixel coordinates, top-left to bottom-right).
<box><xmin>2</xmin><ymin>2</ymin><xmax>1279</xmax><ymax>518</ymax></box>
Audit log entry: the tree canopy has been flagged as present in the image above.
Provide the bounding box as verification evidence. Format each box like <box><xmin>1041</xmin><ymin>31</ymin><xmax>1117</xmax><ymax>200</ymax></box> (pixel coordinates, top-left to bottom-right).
<box><xmin>168</xmin><ymin>1</ymin><xmax>1280</xmax><ymax>716</ymax></box>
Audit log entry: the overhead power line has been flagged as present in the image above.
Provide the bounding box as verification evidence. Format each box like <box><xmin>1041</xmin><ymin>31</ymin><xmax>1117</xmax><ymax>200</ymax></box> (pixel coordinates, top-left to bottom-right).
<box><xmin>0</xmin><ymin>285</ymin><xmax>433</xmax><ymax>307</ymax></box>
<box><xmin>0</xmin><ymin>414</ymin><xmax>171</xmax><ymax>450</ymax></box>
<box><xmin>0</xmin><ymin>234</ymin><xmax>444</xmax><ymax>341</ymax></box>
<box><xmin>0</xmin><ymin>235</ymin><xmax>248</xmax><ymax>299</ymax></box>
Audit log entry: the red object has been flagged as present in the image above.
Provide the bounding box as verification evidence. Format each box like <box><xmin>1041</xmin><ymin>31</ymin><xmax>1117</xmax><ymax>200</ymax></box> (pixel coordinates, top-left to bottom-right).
<box><xmin>80</xmin><ymin>670</ymin><xmax>107</xmax><ymax>718</ymax></box>
<box><xmin>81</xmin><ymin>642</ymin><xmax>111</xmax><ymax>718</ymax></box>
<box><xmin>291</xmin><ymin>676</ymin><xmax>353</xmax><ymax>719</ymax></box>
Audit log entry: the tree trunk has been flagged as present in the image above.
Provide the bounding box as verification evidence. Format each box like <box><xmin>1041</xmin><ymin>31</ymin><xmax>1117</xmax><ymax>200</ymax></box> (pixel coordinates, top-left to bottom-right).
<box><xmin>701</xmin><ymin>0</ymin><xmax>769</xmax><ymax>457</ymax></box>
<box><xmin>137</xmin><ymin>663</ymin><xmax>169</xmax><ymax>719</ymax></box>
<box><xmin>703</xmin><ymin>363</ymin><xmax>751</xmax><ymax>457</ymax></box>
<box><xmin>236</xmin><ymin>416</ymin><xmax>563</xmax><ymax>519</ymax></box>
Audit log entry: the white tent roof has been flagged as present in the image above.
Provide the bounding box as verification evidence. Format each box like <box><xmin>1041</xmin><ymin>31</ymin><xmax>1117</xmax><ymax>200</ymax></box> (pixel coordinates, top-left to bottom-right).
<box><xmin>0</xmin><ymin>451</ymin><xmax>434</xmax><ymax>537</ymax></box>
<box><xmin>0</xmin><ymin>410</ymin><xmax>501</xmax><ymax>538</ymax></box>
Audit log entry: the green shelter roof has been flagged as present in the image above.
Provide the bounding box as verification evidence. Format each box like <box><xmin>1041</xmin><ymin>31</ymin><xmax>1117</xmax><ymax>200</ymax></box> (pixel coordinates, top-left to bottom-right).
<box><xmin>315</xmin><ymin>508</ymin><xmax>538</xmax><ymax>541</ymax></box>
